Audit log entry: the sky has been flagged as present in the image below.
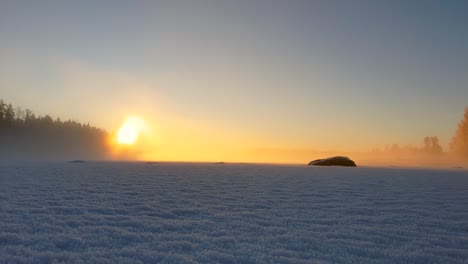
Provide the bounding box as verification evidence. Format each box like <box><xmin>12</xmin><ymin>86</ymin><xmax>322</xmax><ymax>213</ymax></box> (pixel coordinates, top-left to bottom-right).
<box><xmin>1</xmin><ymin>0</ymin><xmax>467</xmax><ymax>163</ymax></box>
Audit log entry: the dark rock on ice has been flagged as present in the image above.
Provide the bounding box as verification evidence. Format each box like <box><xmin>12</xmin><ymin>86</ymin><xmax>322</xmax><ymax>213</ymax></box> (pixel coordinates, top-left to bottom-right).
<box><xmin>69</xmin><ymin>160</ymin><xmax>86</xmax><ymax>163</ymax></box>
<box><xmin>308</xmin><ymin>156</ymin><xmax>357</xmax><ymax>167</ymax></box>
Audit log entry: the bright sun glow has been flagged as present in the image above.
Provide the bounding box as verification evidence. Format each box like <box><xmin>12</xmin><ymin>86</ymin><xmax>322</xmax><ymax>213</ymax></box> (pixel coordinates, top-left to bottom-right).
<box><xmin>117</xmin><ymin>116</ymin><xmax>146</xmax><ymax>145</ymax></box>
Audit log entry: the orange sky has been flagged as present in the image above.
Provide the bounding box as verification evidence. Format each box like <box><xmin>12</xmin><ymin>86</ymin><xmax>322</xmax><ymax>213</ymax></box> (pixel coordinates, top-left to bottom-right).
<box><xmin>1</xmin><ymin>1</ymin><xmax>468</xmax><ymax>165</ymax></box>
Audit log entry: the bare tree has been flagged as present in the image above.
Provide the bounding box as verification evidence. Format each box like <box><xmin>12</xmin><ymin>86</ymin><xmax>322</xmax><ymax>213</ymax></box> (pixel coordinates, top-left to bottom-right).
<box><xmin>430</xmin><ymin>136</ymin><xmax>442</xmax><ymax>155</ymax></box>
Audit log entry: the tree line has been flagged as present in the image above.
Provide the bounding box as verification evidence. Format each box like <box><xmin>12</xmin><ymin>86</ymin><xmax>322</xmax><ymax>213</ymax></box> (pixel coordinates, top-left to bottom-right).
<box><xmin>0</xmin><ymin>99</ymin><xmax>110</xmax><ymax>160</ymax></box>
<box><xmin>371</xmin><ymin>108</ymin><xmax>468</xmax><ymax>162</ymax></box>
<box><xmin>379</xmin><ymin>136</ymin><xmax>443</xmax><ymax>155</ymax></box>
<box><xmin>1</xmin><ymin>98</ymin><xmax>467</xmax><ymax>163</ymax></box>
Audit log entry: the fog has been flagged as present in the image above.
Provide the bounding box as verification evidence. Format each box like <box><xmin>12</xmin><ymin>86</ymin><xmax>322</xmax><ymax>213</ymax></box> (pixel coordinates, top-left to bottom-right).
<box><xmin>0</xmin><ymin>99</ymin><xmax>110</xmax><ymax>161</ymax></box>
<box><xmin>1</xmin><ymin>98</ymin><xmax>467</xmax><ymax>168</ymax></box>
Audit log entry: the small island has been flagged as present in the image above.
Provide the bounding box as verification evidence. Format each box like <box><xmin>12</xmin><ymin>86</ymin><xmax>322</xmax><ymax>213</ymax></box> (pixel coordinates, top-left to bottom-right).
<box><xmin>308</xmin><ymin>156</ymin><xmax>357</xmax><ymax>167</ymax></box>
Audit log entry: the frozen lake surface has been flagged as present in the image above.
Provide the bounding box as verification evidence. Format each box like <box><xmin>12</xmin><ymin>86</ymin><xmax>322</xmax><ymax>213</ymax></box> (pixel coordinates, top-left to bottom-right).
<box><xmin>1</xmin><ymin>162</ymin><xmax>467</xmax><ymax>263</ymax></box>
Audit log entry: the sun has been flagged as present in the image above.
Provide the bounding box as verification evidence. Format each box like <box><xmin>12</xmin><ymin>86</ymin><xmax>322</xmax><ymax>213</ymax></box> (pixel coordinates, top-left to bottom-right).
<box><xmin>117</xmin><ymin>116</ymin><xmax>145</xmax><ymax>145</ymax></box>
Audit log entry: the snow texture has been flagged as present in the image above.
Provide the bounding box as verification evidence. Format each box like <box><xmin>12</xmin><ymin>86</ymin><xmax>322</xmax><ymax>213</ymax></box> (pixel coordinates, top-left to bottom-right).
<box><xmin>1</xmin><ymin>162</ymin><xmax>468</xmax><ymax>263</ymax></box>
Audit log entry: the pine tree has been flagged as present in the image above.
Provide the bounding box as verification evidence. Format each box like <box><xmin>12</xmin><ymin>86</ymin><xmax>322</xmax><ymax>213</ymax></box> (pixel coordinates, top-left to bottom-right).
<box><xmin>0</xmin><ymin>100</ymin><xmax>5</xmax><ymax>122</ymax></box>
<box><xmin>5</xmin><ymin>104</ymin><xmax>15</xmax><ymax>123</ymax></box>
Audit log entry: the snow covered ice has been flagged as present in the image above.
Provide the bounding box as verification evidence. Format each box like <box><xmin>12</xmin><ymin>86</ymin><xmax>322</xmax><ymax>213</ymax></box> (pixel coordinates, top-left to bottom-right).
<box><xmin>1</xmin><ymin>162</ymin><xmax>468</xmax><ymax>263</ymax></box>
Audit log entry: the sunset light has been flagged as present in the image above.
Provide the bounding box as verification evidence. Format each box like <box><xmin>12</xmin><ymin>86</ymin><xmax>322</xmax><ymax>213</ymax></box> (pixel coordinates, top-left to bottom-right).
<box><xmin>2</xmin><ymin>1</ymin><xmax>468</xmax><ymax>262</ymax></box>
<box><xmin>117</xmin><ymin>116</ymin><xmax>146</xmax><ymax>145</ymax></box>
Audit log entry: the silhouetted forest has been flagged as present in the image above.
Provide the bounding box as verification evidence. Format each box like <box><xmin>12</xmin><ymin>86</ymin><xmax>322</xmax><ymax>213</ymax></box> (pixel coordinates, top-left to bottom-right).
<box><xmin>0</xmin><ymin>99</ymin><xmax>110</xmax><ymax>160</ymax></box>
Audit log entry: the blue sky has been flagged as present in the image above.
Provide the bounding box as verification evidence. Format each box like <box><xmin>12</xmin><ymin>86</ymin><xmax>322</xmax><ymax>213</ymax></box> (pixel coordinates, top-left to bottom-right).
<box><xmin>1</xmin><ymin>0</ymin><xmax>467</xmax><ymax>157</ymax></box>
